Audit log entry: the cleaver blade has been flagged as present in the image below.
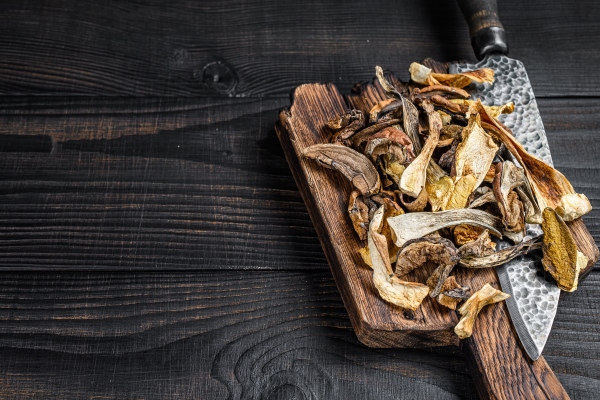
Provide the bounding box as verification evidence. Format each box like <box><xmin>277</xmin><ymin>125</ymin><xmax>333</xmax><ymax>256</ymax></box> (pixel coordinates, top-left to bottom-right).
<box><xmin>450</xmin><ymin>55</ymin><xmax>559</xmax><ymax>361</ymax></box>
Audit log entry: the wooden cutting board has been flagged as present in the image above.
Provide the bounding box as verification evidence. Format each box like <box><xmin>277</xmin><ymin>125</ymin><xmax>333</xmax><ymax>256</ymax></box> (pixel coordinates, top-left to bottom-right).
<box><xmin>275</xmin><ymin>61</ymin><xmax>599</xmax><ymax>399</ymax></box>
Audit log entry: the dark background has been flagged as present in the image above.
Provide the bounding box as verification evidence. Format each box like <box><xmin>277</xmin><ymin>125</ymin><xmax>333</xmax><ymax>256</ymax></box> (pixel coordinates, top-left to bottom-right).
<box><xmin>0</xmin><ymin>0</ymin><xmax>598</xmax><ymax>398</ymax></box>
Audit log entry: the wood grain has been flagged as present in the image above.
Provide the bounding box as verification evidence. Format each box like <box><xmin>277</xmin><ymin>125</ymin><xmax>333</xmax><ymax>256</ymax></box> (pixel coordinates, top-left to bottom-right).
<box><xmin>0</xmin><ymin>0</ymin><xmax>599</xmax><ymax>97</ymax></box>
<box><xmin>0</xmin><ymin>270</ymin><xmax>598</xmax><ymax>399</ymax></box>
<box><xmin>0</xmin><ymin>96</ymin><xmax>598</xmax><ymax>272</ymax></box>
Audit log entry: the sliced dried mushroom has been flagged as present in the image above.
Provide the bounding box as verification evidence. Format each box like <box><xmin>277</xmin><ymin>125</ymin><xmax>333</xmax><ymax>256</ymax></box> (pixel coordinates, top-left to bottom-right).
<box><xmin>348</xmin><ymin>190</ymin><xmax>370</xmax><ymax>241</ymax></box>
<box><xmin>474</xmin><ymin>100</ymin><xmax>592</xmax><ymax>221</ymax></box>
<box><xmin>427</xmin><ymin>262</ymin><xmax>458</xmax><ymax>298</ymax></box>
<box><xmin>326</xmin><ymin>109</ymin><xmax>365</xmax><ymax>144</ymax></box>
<box><xmin>369</xmin><ymin>99</ymin><xmax>401</xmax><ymax>123</ymax></box>
<box><xmin>437</xmin><ymin>276</ymin><xmax>470</xmax><ymax>310</ymax></box>
<box><xmin>450</xmin><ymin>99</ymin><xmax>514</xmax><ymax>119</ymax></box>
<box><xmin>541</xmin><ymin>208</ymin><xmax>588</xmax><ymax>292</ymax></box>
<box><xmin>416</xmin><ymin>85</ymin><xmax>471</xmax><ymax>99</ymax></box>
<box><xmin>375</xmin><ymin>66</ymin><xmax>422</xmax><ymax>154</ymax></box>
<box><xmin>493</xmin><ymin>161</ymin><xmax>526</xmax><ymax>235</ymax></box>
<box><xmin>387</xmin><ymin>209</ymin><xmax>503</xmax><ymax>247</ymax></box>
<box><xmin>454</xmin><ymin>111</ymin><xmax>499</xmax><ymax>191</ymax></box>
<box><xmin>359</xmin><ymin>245</ymin><xmax>372</xmax><ymax>268</ymax></box>
<box><xmin>399</xmin><ymin>188</ymin><xmax>429</xmax><ymax>212</ymax></box>
<box><xmin>395</xmin><ymin>236</ymin><xmax>458</xmax><ymax>278</ymax></box>
<box><xmin>350</xmin><ymin>119</ymin><xmax>402</xmax><ymax>148</ymax></box>
<box><xmin>409</xmin><ymin>62</ymin><xmax>494</xmax><ymax>88</ymax></box>
<box><xmin>454</xmin><ymin>284</ymin><xmax>510</xmax><ymax>339</ymax></box>
<box><xmin>368</xmin><ymin>206</ymin><xmax>429</xmax><ymax>310</ymax></box>
<box><xmin>364</xmin><ymin>127</ymin><xmax>415</xmax><ymax>164</ymax></box>
<box><xmin>457</xmin><ymin>229</ymin><xmax>496</xmax><ymax>258</ymax></box>
<box><xmin>458</xmin><ymin>236</ymin><xmax>542</xmax><ymax>268</ymax></box>
<box><xmin>426</xmin><ymin>175</ymin><xmax>454</xmax><ymax>212</ymax></box>
<box><xmin>303</xmin><ymin>143</ymin><xmax>381</xmax><ymax>196</ymax></box>
<box><xmin>453</xmin><ymin>224</ymin><xmax>484</xmax><ymax>246</ymax></box>
<box><xmin>446</xmin><ymin>174</ymin><xmax>478</xmax><ymax>210</ymax></box>
<box><xmin>400</xmin><ymin>101</ymin><xmax>441</xmax><ymax>197</ymax></box>
<box><xmin>468</xmin><ymin>190</ymin><xmax>496</xmax><ymax>209</ymax></box>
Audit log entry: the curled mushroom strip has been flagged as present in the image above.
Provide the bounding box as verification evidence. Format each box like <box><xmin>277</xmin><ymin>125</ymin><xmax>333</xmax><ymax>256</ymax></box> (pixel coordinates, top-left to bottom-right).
<box><xmin>454</xmin><ymin>284</ymin><xmax>510</xmax><ymax>339</ymax></box>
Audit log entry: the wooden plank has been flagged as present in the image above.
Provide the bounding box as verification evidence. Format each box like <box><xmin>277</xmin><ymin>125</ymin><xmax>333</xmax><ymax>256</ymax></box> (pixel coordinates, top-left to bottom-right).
<box><xmin>0</xmin><ymin>96</ymin><xmax>598</xmax><ymax>271</ymax></box>
<box><xmin>0</xmin><ymin>270</ymin><xmax>598</xmax><ymax>399</ymax></box>
<box><xmin>0</xmin><ymin>0</ymin><xmax>599</xmax><ymax>96</ymax></box>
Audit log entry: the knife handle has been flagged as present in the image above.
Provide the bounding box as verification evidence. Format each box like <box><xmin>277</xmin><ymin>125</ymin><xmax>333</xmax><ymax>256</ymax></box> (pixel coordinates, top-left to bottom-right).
<box><xmin>456</xmin><ymin>0</ymin><xmax>508</xmax><ymax>60</ymax></box>
<box><xmin>460</xmin><ymin>290</ymin><xmax>570</xmax><ymax>399</ymax></box>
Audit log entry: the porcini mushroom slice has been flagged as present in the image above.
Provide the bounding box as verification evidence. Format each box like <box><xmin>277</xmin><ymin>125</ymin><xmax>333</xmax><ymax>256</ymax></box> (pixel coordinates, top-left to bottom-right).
<box><xmin>417</xmin><ymin>85</ymin><xmax>470</xmax><ymax>99</ymax></box>
<box><xmin>541</xmin><ymin>208</ymin><xmax>588</xmax><ymax>292</ymax></box>
<box><xmin>450</xmin><ymin>99</ymin><xmax>514</xmax><ymax>119</ymax></box>
<box><xmin>454</xmin><ymin>284</ymin><xmax>510</xmax><ymax>339</ymax></box>
<box><xmin>454</xmin><ymin>111</ymin><xmax>499</xmax><ymax>191</ymax></box>
<box><xmin>387</xmin><ymin>209</ymin><xmax>503</xmax><ymax>247</ymax></box>
<box><xmin>458</xmin><ymin>236</ymin><xmax>542</xmax><ymax>268</ymax></box>
<box><xmin>348</xmin><ymin>190</ymin><xmax>370</xmax><ymax>241</ymax></box>
<box><xmin>399</xmin><ymin>188</ymin><xmax>429</xmax><ymax>212</ymax></box>
<box><xmin>427</xmin><ymin>262</ymin><xmax>458</xmax><ymax>298</ymax></box>
<box><xmin>426</xmin><ymin>175</ymin><xmax>454</xmax><ymax>212</ymax></box>
<box><xmin>350</xmin><ymin>119</ymin><xmax>402</xmax><ymax>148</ymax></box>
<box><xmin>437</xmin><ymin>276</ymin><xmax>470</xmax><ymax>310</ymax></box>
<box><xmin>326</xmin><ymin>109</ymin><xmax>365</xmax><ymax>144</ymax></box>
<box><xmin>400</xmin><ymin>101</ymin><xmax>441</xmax><ymax>197</ymax></box>
<box><xmin>493</xmin><ymin>161</ymin><xmax>526</xmax><ymax>234</ymax></box>
<box><xmin>303</xmin><ymin>144</ymin><xmax>381</xmax><ymax>196</ymax></box>
<box><xmin>369</xmin><ymin>99</ymin><xmax>401</xmax><ymax>123</ymax></box>
<box><xmin>395</xmin><ymin>236</ymin><xmax>458</xmax><ymax>278</ymax></box>
<box><xmin>364</xmin><ymin>127</ymin><xmax>415</xmax><ymax>164</ymax></box>
<box><xmin>375</xmin><ymin>66</ymin><xmax>422</xmax><ymax>154</ymax></box>
<box><xmin>457</xmin><ymin>230</ymin><xmax>496</xmax><ymax>258</ymax></box>
<box><xmin>409</xmin><ymin>62</ymin><xmax>494</xmax><ymax>88</ymax></box>
<box><xmin>368</xmin><ymin>206</ymin><xmax>429</xmax><ymax>310</ymax></box>
<box><xmin>474</xmin><ymin>100</ymin><xmax>592</xmax><ymax>221</ymax></box>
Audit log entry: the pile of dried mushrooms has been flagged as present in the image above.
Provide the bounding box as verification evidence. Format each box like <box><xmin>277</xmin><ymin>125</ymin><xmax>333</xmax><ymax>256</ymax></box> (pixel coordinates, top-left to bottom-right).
<box><xmin>303</xmin><ymin>62</ymin><xmax>592</xmax><ymax>338</ymax></box>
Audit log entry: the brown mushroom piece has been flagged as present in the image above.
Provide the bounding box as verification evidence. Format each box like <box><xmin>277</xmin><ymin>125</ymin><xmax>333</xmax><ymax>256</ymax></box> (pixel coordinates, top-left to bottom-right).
<box><xmin>326</xmin><ymin>109</ymin><xmax>365</xmax><ymax>144</ymax></box>
<box><xmin>369</xmin><ymin>98</ymin><xmax>402</xmax><ymax>123</ymax></box>
<box><xmin>364</xmin><ymin>127</ymin><xmax>415</xmax><ymax>165</ymax></box>
<box><xmin>474</xmin><ymin>100</ymin><xmax>592</xmax><ymax>222</ymax></box>
<box><xmin>348</xmin><ymin>190</ymin><xmax>370</xmax><ymax>241</ymax></box>
<box><xmin>493</xmin><ymin>161</ymin><xmax>526</xmax><ymax>239</ymax></box>
<box><xmin>368</xmin><ymin>206</ymin><xmax>429</xmax><ymax>310</ymax></box>
<box><xmin>395</xmin><ymin>236</ymin><xmax>458</xmax><ymax>278</ymax></box>
<box><xmin>541</xmin><ymin>208</ymin><xmax>588</xmax><ymax>292</ymax></box>
<box><xmin>415</xmin><ymin>85</ymin><xmax>471</xmax><ymax>99</ymax></box>
<box><xmin>375</xmin><ymin>66</ymin><xmax>422</xmax><ymax>154</ymax></box>
<box><xmin>457</xmin><ymin>229</ymin><xmax>496</xmax><ymax>258</ymax></box>
<box><xmin>303</xmin><ymin>143</ymin><xmax>381</xmax><ymax>196</ymax></box>
<box><xmin>437</xmin><ymin>276</ymin><xmax>471</xmax><ymax>310</ymax></box>
<box><xmin>350</xmin><ymin>119</ymin><xmax>402</xmax><ymax>148</ymax></box>
<box><xmin>409</xmin><ymin>62</ymin><xmax>494</xmax><ymax>88</ymax></box>
<box><xmin>450</xmin><ymin>99</ymin><xmax>514</xmax><ymax>119</ymax></box>
<box><xmin>458</xmin><ymin>236</ymin><xmax>543</xmax><ymax>268</ymax></box>
<box><xmin>454</xmin><ymin>284</ymin><xmax>510</xmax><ymax>339</ymax></box>
<box><xmin>398</xmin><ymin>188</ymin><xmax>429</xmax><ymax>212</ymax></box>
<box><xmin>399</xmin><ymin>101</ymin><xmax>441</xmax><ymax>197</ymax></box>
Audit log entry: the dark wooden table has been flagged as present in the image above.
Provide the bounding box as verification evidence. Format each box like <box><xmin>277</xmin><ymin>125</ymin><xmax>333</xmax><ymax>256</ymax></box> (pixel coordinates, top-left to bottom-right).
<box><xmin>0</xmin><ymin>1</ymin><xmax>598</xmax><ymax>398</ymax></box>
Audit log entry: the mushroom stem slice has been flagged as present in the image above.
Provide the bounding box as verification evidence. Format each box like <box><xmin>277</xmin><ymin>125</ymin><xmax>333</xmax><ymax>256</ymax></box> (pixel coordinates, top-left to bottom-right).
<box><xmin>395</xmin><ymin>236</ymin><xmax>458</xmax><ymax>278</ymax></box>
<box><xmin>409</xmin><ymin>62</ymin><xmax>494</xmax><ymax>88</ymax></box>
<box><xmin>437</xmin><ymin>276</ymin><xmax>471</xmax><ymax>310</ymax></box>
<box><xmin>303</xmin><ymin>143</ymin><xmax>381</xmax><ymax>196</ymax></box>
<box><xmin>458</xmin><ymin>236</ymin><xmax>543</xmax><ymax>268</ymax></box>
<box><xmin>387</xmin><ymin>209</ymin><xmax>503</xmax><ymax>247</ymax></box>
<box><xmin>400</xmin><ymin>101</ymin><xmax>441</xmax><ymax>197</ymax></box>
<box><xmin>541</xmin><ymin>208</ymin><xmax>588</xmax><ymax>292</ymax></box>
<box><xmin>368</xmin><ymin>206</ymin><xmax>429</xmax><ymax>310</ymax></box>
<box><xmin>454</xmin><ymin>283</ymin><xmax>510</xmax><ymax>339</ymax></box>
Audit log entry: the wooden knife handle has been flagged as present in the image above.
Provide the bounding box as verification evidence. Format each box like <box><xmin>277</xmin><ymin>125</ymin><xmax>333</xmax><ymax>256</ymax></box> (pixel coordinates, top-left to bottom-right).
<box><xmin>460</xmin><ymin>290</ymin><xmax>570</xmax><ymax>399</ymax></box>
<box><xmin>456</xmin><ymin>0</ymin><xmax>508</xmax><ymax>59</ymax></box>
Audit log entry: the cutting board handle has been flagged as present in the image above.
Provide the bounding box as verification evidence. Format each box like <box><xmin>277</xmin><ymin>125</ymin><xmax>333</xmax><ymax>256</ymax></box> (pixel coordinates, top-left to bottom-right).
<box><xmin>460</xmin><ymin>293</ymin><xmax>570</xmax><ymax>399</ymax></box>
<box><xmin>457</xmin><ymin>0</ymin><xmax>508</xmax><ymax>60</ymax></box>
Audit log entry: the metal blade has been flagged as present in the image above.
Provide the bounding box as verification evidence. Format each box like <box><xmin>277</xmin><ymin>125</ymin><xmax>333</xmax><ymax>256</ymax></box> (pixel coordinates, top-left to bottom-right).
<box><xmin>450</xmin><ymin>55</ymin><xmax>560</xmax><ymax>360</ymax></box>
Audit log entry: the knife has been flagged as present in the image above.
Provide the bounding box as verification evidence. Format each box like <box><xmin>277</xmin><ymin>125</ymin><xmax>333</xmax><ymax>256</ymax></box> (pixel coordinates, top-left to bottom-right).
<box><xmin>451</xmin><ymin>0</ymin><xmax>560</xmax><ymax>362</ymax></box>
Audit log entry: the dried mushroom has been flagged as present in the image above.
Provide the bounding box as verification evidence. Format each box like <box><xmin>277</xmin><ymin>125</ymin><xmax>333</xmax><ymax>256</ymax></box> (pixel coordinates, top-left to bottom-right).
<box><xmin>474</xmin><ymin>100</ymin><xmax>592</xmax><ymax>221</ymax></box>
<box><xmin>437</xmin><ymin>276</ymin><xmax>470</xmax><ymax>310</ymax></box>
<box><xmin>458</xmin><ymin>236</ymin><xmax>542</xmax><ymax>268</ymax></box>
<box><xmin>348</xmin><ymin>190</ymin><xmax>370</xmax><ymax>240</ymax></box>
<box><xmin>409</xmin><ymin>62</ymin><xmax>494</xmax><ymax>88</ymax></box>
<box><xmin>303</xmin><ymin>144</ymin><xmax>381</xmax><ymax>196</ymax></box>
<box><xmin>395</xmin><ymin>236</ymin><xmax>458</xmax><ymax>277</ymax></box>
<box><xmin>399</xmin><ymin>101</ymin><xmax>441</xmax><ymax>197</ymax></box>
<box><xmin>368</xmin><ymin>206</ymin><xmax>430</xmax><ymax>310</ymax></box>
<box><xmin>541</xmin><ymin>208</ymin><xmax>588</xmax><ymax>292</ymax></box>
<box><xmin>454</xmin><ymin>284</ymin><xmax>510</xmax><ymax>339</ymax></box>
<box><xmin>387</xmin><ymin>209</ymin><xmax>503</xmax><ymax>247</ymax></box>
<box><xmin>302</xmin><ymin>62</ymin><xmax>594</xmax><ymax>323</ymax></box>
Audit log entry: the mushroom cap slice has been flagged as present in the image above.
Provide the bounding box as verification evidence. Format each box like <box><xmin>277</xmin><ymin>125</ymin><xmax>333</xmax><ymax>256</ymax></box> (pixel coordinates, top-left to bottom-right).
<box><xmin>303</xmin><ymin>143</ymin><xmax>381</xmax><ymax>196</ymax></box>
<box><xmin>454</xmin><ymin>283</ymin><xmax>510</xmax><ymax>339</ymax></box>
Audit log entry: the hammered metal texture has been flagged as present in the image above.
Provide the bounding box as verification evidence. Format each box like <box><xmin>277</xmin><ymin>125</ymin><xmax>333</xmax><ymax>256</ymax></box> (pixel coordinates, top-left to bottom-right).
<box><xmin>452</xmin><ymin>55</ymin><xmax>559</xmax><ymax>360</ymax></box>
